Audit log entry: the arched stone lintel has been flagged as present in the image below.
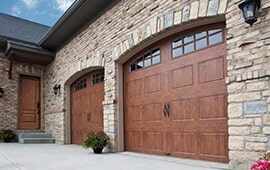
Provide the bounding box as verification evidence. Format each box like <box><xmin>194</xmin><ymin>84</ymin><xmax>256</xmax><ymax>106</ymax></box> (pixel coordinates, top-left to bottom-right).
<box><xmin>112</xmin><ymin>0</ymin><xmax>228</xmax><ymax>62</ymax></box>
<box><xmin>64</xmin><ymin>53</ymin><xmax>105</xmax><ymax>86</ymax></box>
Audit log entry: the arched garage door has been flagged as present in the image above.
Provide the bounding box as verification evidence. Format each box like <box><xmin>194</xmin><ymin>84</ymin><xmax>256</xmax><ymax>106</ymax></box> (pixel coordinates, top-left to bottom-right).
<box><xmin>71</xmin><ymin>69</ymin><xmax>104</xmax><ymax>144</ymax></box>
<box><xmin>124</xmin><ymin>24</ymin><xmax>228</xmax><ymax>163</ymax></box>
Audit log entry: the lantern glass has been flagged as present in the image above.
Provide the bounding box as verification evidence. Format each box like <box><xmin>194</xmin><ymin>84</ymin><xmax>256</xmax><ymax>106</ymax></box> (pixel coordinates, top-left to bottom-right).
<box><xmin>239</xmin><ymin>0</ymin><xmax>261</xmax><ymax>26</ymax></box>
<box><xmin>0</xmin><ymin>88</ymin><xmax>3</xmax><ymax>98</ymax></box>
<box><xmin>243</xmin><ymin>2</ymin><xmax>257</xmax><ymax>25</ymax></box>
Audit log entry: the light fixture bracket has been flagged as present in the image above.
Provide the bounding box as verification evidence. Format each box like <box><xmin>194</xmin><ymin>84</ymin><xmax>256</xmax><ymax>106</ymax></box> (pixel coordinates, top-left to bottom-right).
<box><xmin>53</xmin><ymin>84</ymin><xmax>61</xmax><ymax>95</ymax></box>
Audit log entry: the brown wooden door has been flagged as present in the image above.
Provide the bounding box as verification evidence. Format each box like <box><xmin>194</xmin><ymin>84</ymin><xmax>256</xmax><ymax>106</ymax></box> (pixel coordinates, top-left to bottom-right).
<box><xmin>19</xmin><ymin>75</ymin><xmax>40</xmax><ymax>129</ymax></box>
<box><xmin>124</xmin><ymin>24</ymin><xmax>228</xmax><ymax>163</ymax></box>
<box><xmin>71</xmin><ymin>70</ymin><xmax>104</xmax><ymax>144</ymax></box>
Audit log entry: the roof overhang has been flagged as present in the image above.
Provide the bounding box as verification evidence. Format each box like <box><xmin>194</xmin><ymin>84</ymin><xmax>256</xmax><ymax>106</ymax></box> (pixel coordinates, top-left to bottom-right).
<box><xmin>40</xmin><ymin>0</ymin><xmax>120</xmax><ymax>51</ymax></box>
<box><xmin>0</xmin><ymin>37</ymin><xmax>6</xmax><ymax>53</ymax></box>
<box><xmin>5</xmin><ymin>40</ymin><xmax>54</xmax><ymax>65</ymax></box>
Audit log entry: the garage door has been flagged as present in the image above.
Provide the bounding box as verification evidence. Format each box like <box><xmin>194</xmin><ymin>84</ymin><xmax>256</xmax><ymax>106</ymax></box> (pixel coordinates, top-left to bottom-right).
<box><xmin>71</xmin><ymin>70</ymin><xmax>104</xmax><ymax>144</ymax></box>
<box><xmin>124</xmin><ymin>24</ymin><xmax>228</xmax><ymax>163</ymax></box>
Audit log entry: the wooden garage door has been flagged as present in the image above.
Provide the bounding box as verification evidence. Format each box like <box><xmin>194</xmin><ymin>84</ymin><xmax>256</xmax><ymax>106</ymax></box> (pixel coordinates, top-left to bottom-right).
<box><xmin>71</xmin><ymin>70</ymin><xmax>104</xmax><ymax>144</ymax></box>
<box><xmin>124</xmin><ymin>24</ymin><xmax>228</xmax><ymax>163</ymax></box>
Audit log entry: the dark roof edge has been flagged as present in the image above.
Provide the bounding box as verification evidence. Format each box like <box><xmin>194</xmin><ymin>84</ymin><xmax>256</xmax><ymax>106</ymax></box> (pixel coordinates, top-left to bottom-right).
<box><xmin>0</xmin><ymin>37</ymin><xmax>6</xmax><ymax>53</ymax></box>
<box><xmin>6</xmin><ymin>40</ymin><xmax>55</xmax><ymax>57</ymax></box>
<box><xmin>39</xmin><ymin>0</ymin><xmax>84</xmax><ymax>46</ymax></box>
<box><xmin>0</xmin><ymin>35</ymin><xmax>40</xmax><ymax>47</ymax></box>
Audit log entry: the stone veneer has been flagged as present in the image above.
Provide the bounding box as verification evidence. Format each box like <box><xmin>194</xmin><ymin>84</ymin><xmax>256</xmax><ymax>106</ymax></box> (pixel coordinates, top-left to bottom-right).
<box><xmin>0</xmin><ymin>56</ymin><xmax>18</xmax><ymax>131</ymax></box>
<box><xmin>42</xmin><ymin>0</ymin><xmax>270</xmax><ymax>169</ymax></box>
<box><xmin>0</xmin><ymin>55</ymin><xmax>44</xmax><ymax>131</ymax></box>
<box><xmin>225</xmin><ymin>0</ymin><xmax>270</xmax><ymax>169</ymax></box>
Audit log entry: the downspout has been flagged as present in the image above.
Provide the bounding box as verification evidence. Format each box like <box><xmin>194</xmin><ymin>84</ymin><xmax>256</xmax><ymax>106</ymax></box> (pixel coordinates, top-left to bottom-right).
<box><xmin>8</xmin><ymin>55</ymin><xmax>14</xmax><ymax>80</ymax></box>
<box><xmin>5</xmin><ymin>41</ymin><xmax>13</xmax><ymax>80</ymax></box>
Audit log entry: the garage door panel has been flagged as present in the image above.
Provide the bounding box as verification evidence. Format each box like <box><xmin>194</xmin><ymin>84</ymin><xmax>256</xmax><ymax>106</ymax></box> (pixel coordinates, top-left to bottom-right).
<box><xmin>125</xmin><ymin>131</ymin><xmax>144</xmax><ymax>152</ymax></box>
<box><xmin>172</xmin><ymin>65</ymin><xmax>193</xmax><ymax>89</ymax></box>
<box><xmin>171</xmin><ymin>132</ymin><xmax>197</xmax><ymax>154</ymax></box>
<box><xmin>200</xmin><ymin>133</ymin><xmax>228</xmax><ymax>157</ymax></box>
<box><xmin>198</xmin><ymin>57</ymin><xmax>225</xmax><ymax>83</ymax></box>
<box><xmin>144</xmin><ymin>103</ymin><xmax>163</xmax><ymax>122</ymax></box>
<box><xmin>144</xmin><ymin>74</ymin><xmax>162</xmax><ymax>94</ymax></box>
<box><xmin>127</xmin><ymin>79</ymin><xmax>143</xmax><ymax>97</ymax></box>
<box><xmin>126</xmin><ymin>105</ymin><xmax>143</xmax><ymax>122</ymax></box>
<box><xmin>88</xmin><ymin>111</ymin><xmax>103</xmax><ymax>123</ymax></box>
<box><xmin>144</xmin><ymin>132</ymin><xmax>163</xmax><ymax>153</ymax></box>
<box><xmin>170</xmin><ymin>99</ymin><xmax>194</xmax><ymax>121</ymax></box>
<box><xmin>199</xmin><ymin>95</ymin><xmax>226</xmax><ymax>119</ymax></box>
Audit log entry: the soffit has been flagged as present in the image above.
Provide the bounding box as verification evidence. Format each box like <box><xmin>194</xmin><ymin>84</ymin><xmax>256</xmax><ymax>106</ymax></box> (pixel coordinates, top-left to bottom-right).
<box><xmin>40</xmin><ymin>0</ymin><xmax>120</xmax><ymax>51</ymax></box>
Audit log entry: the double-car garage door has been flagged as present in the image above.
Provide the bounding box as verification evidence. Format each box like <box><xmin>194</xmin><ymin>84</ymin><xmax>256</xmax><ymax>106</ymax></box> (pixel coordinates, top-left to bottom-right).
<box><xmin>124</xmin><ymin>24</ymin><xmax>228</xmax><ymax>163</ymax></box>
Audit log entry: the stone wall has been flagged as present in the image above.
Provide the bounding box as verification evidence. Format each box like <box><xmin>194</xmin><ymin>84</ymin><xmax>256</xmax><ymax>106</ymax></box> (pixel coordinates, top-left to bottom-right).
<box><xmin>0</xmin><ymin>56</ymin><xmax>18</xmax><ymax>131</ymax></box>
<box><xmin>226</xmin><ymin>0</ymin><xmax>270</xmax><ymax>169</ymax></box>
<box><xmin>42</xmin><ymin>0</ymin><xmax>270</xmax><ymax>168</ymax></box>
<box><xmin>0</xmin><ymin>55</ymin><xmax>44</xmax><ymax>131</ymax></box>
<box><xmin>44</xmin><ymin>0</ymin><xmax>229</xmax><ymax>148</ymax></box>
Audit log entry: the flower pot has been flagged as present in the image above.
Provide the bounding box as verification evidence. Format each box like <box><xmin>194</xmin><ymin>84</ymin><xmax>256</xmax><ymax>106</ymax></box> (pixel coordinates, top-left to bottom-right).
<box><xmin>93</xmin><ymin>147</ymin><xmax>103</xmax><ymax>154</ymax></box>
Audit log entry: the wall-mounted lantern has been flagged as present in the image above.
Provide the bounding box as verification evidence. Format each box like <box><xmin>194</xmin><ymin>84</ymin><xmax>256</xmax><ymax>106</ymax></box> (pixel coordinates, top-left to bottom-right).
<box><xmin>53</xmin><ymin>84</ymin><xmax>61</xmax><ymax>95</ymax></box>
<box><xmin>238</xmin><ymin>0</ymin><xmax>261</xmax><ymax>26</ymax></box>
<box><xmin>0</xmin><ymin>87</ymin><xmax>4</xmax><ymax>98</ymax></box>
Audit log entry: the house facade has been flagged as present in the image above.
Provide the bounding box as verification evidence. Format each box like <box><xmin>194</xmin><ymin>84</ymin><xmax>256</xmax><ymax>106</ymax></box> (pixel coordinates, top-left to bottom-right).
<box><xmin>0</xmin><ymin>0</ymin><xmax>270</xmax><ymax>169</ymax></box>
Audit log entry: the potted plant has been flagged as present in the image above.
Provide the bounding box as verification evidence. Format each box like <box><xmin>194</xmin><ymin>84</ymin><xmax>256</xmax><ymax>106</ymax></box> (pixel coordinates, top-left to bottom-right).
<box><xmin>0</xmin><ymin>129</ymin><xmax>15</xmax><ymax>143</ymax></box>
<box><xmin>83</xmin><ymin>131</ymin><xmax>109</xmax><ymax>154</ymax></box>
<box><xmin>251</xmin><ymin>151</ymin><xmax>270</xmax><ymax>170</ymax></box>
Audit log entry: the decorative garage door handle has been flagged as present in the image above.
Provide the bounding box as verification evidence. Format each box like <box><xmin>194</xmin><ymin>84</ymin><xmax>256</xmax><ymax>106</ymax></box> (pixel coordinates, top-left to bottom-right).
<box><xmin>163</xmin><ymin>103</ymin><xmax>170</xmax><ymax>117</ymax></box>
<box><xmin>87</xmin><ymin>113</ymin><xmax>91</xmax><ymax>121</ymax></box>
<box><xmin>166</xmin><ymin>103</ymin><xmax>170</xmax><ymax>117</ymax></box>
<box><xmin>163</xmin><ymin>104</ymin><xmax>167</xmax><ymax>117</ymax></box>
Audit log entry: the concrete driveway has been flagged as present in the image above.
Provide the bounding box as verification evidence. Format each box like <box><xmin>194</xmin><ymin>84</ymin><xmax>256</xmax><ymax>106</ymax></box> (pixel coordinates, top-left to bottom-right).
<box><xmin>0</xmin><ymin>143</ymin><xmax>230</xmax><ymax>170</ymax></box>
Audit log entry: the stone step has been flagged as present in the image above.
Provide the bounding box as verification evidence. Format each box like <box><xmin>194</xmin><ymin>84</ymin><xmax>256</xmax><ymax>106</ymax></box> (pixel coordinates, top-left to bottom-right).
<box><xmin>18</xmin><ymin>133</ymin><xmax>55</xmax><ymax>144</ymax></box>
<box><xmin>21</xmin><ymin>138</ymin><xmax>55</xmax><ymax>144</ymax></box>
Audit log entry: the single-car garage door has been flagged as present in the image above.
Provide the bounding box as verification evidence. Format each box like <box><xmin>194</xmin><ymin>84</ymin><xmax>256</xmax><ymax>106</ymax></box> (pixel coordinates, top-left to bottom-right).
<box><xmin>124</xmin><ymin>24</ymin><xmax>228</xmax><ymax>163</ymax></box>
<box><xmin>71</xmin><ymin>69</ymin><xmax>104</xmax><ymax>144</ymax></box>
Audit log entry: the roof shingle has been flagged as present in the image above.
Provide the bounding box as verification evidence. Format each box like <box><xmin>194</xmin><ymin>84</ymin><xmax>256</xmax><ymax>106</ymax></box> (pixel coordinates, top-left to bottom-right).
<box><xmin>0</xmin><ymin>12</ymin><xmax>50</xmax><ymax>45</ymax></box>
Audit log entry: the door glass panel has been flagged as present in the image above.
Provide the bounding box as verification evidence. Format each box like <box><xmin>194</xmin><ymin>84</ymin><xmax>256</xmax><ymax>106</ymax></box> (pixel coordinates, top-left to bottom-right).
<box><xmin>152</xmin><ymin>49</ymin><xmax>160</xmax><ymax>56</ymax></box>
<box><xmin>171</xmin><ymin>27</ymin><xmax>223</xmax><ymax>58</ymax></box>
<box><xmin>184</xmin><ymin>35</ymin><xmax>194</xmax><ymax>44</ymax></box>
<box><xmin>209</xmin><ymin>32</ymin><xmax>222</xmax><ymax>45</ymax></box>
<box><xmin>91</xmin><ymin>70</ymin><xmax>104</xmax><ymax>85</ymax></box>
<box><xmin>184</xmin><ymin>43</ymin><xmax>194</xmax><ymax>53</ymax></box>
<box><xmin>74</xmin><ymin>78</ymin><xmax>87</xmax><ymax>91</ymax></box>
<box><xmin>152</xmin><ymin>56</ymin><xmax>160</xmax><ymax>64</ymax></box>
<box><xmin>129</xmin><ymin>48</ymin><xmax>160</xmax><ymax>72</ymax></box>
<box><xmin>137</xmin><ymin>61</ymin><xmax>143</xmax><ymax>69</ymax></box>
<box><xmin>196</xmin><ymin>38</ymin><xmax>207</xmax><ymax>50</ymax></box>
<box><xmin>144</xmin><ymin>58</ymin><xmax>151</xmax><ymax>67</ymax></box>
<box><xmin>208</xmin><ymin>29</ymin><xmax>222</xmax><ymax>35</ymax></box>
<box><xmin>173</xmin><ymin>39</ymin><xmax>182</xmax><ymax>48</ymax></box>
<box><xmin>195</xmin><ymin>31</ymin><xmax>206</xmax><ymax>39</ymax></box>
<box><xmin>173</xmin><ymin>47</ymin><xmax>183</xmax><ymax>58</ymax></box>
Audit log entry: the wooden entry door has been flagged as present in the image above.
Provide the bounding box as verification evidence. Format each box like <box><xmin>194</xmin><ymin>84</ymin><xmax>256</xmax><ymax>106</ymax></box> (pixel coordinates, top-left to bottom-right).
<box><xmin>19</xmin><ymin>75</ymin><xmax>40</xmax><ymax>129</ymax></box>
<box><xmin>124</xmin><ymin>24</ymin><xmax>228</xmax><ymax>163</ymax></box>
<box><xmin>71</xmin><ymin>70</ymin><xmax>104</xmax><ymax>144</ymax></box>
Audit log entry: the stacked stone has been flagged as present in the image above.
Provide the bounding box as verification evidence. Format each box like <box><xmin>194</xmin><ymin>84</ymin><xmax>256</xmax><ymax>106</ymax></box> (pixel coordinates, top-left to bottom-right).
<box><xmin>226</xmin><ymin>0</ymin><xmax>270</xmax><ymax>169</ymax></box>
<box><xmin>0</xmin><ymin>56</ymin><xmax>44</xmax><ymax>131</ymax></box>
